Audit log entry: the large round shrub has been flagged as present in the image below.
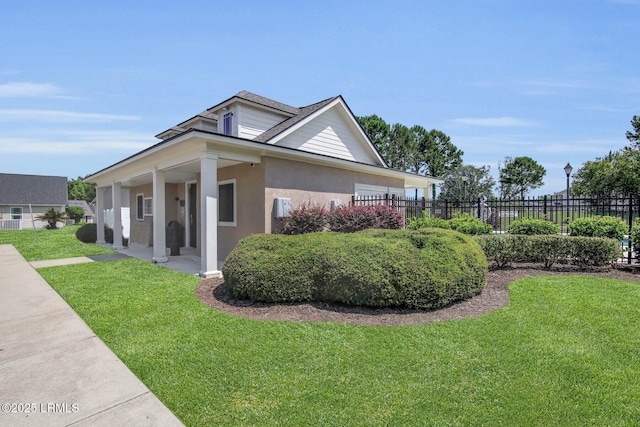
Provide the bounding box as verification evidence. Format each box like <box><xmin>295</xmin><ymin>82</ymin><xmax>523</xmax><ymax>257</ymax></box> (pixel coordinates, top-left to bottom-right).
<box><xmin>75</xmin><ymin>223</ymin><xmax>113</xmax><ymax>244</ymax></box>
<box><xmin>222</xmin><ymin>229</ymin><xmax>487</xmax><ymax>309</ymax></box>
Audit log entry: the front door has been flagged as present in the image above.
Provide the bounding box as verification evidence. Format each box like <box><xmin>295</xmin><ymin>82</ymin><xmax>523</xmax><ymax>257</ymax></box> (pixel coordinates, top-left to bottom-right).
<box><xmin>188</xmin><ymin>183</ymin><xmax>197</xmax><ymax>248</ymax></box>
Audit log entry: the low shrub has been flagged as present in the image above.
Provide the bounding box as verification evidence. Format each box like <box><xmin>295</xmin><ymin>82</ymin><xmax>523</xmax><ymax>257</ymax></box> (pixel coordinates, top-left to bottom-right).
<box><xmin>508</xmin><ymin>218</ymin><xmax>560</xmax><ymax>235</ymax></box>
<box><xmin>631</xmin><ymin>218</ymin><xmax>640</xmax><ymax>251</ymax></box>
<box><xmin>223</xmin><ymin>229</ymin><xmax>487</xmax><ymax>309</ymax></box>
<box><xmin>448</xmin><ymin>213</ymin><xmax>493</xmax><ymax>235</ymax></box>
<box><xmin>568</xmin><ymin>216</ymin><xmax>627</xmax><ymax>240</ymax></box>
<box><xmin>327</xmin><ymin>204</ymin><xmax>403</xmax><ymax>233</ymax></box>
<box><xmin>406</xmin><ymin>213</ymin><xmax>451</xmax><ymax>230</ymax></box>
<box><xmin>407</xmin><ymin>212</ymin><xmax>492</xmax><ymax>235</ymax></box>
<box><xmin>279</xmin><ymin>203</ymin><xmax>328</xmax><ymax>235</ymax></box>
<box><xmin>75</xmin><ymin>223</ymin><xmax>114</xmax><ymax>244</ymax></box>
<box><xmin>474</xmin><ymin>234</ymin><xmax>620</xmax><ymax>268</ymax></box>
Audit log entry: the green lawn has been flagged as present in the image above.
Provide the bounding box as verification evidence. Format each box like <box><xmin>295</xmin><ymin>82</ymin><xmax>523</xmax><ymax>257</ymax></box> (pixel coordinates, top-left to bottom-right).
<box><xmin>36</xmin><ymin>258</ymin><xmax>640</xmax><ymax>427</ymax></box>
<box><xmin>0</xmin><ymin>225</ymin><xmax>115</xmax><ymax>261</ymax></box>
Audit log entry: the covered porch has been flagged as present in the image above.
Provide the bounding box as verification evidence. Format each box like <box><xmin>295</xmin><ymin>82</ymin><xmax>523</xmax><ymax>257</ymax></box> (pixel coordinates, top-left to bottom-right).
<box><xmin>91</xmin><ymin>136</ymin><xmax>261</xmax><ymax>278</ymax></box>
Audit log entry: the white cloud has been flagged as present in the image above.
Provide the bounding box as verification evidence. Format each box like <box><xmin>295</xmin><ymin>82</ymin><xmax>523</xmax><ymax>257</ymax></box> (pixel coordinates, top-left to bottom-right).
<box><xmin>452</xmin><ymin>117</ymin><xmax>537</xmax><ymax>127</ymax></box>
<box><xmin>0</xmin><ymin>131</ymin><xmax>153</xmax><ymax>155</ymax></box>
<box><xmin>0</xmin><ymin>109</ymin><xmax>139</xmax><ymax>122</ymax></box>
<box><xmin>0</xmin><ymin>82</ymin><xmax>63</xmax><ymax>97</ymax></box>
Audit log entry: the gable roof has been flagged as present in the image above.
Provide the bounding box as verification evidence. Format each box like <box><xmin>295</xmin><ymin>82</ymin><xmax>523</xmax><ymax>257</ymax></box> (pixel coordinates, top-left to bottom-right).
<box><xmin>253</xmin><ymin>96</ymin><xmax>339</xmax><ymax>143</ymax></box>
<box><xmin>68</xmin><ymin>200</ymin><xmax>94</xmax><ymax>216</ymax></box>
<box><xmin>211</xmin><ymin>90</ymin><xmax>300</xmax><ymax>116</ymax></box>
<box><xmin>0</xmin><ymin>173</ymin><xmax>68</xmax><ymax>205</ymax></box>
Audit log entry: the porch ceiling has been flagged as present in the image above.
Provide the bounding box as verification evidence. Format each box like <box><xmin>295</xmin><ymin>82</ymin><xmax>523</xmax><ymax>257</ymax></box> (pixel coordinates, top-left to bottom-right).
<box><xmin>120</xmin><ymin>158</ymin><xmax>241</xmax><ymax>187</ymax></box>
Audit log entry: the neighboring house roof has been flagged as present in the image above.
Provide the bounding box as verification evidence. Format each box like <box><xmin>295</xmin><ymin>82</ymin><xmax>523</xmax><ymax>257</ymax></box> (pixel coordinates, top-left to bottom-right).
<box><xmin>68</xmin><ymin>200</ymin><xmax>94</xmax><ymax>217</ymax></box>
<box><xmin>0</xmin><ymin>173</ymin><xmax>67</xmax><ymax>205</ymax></box>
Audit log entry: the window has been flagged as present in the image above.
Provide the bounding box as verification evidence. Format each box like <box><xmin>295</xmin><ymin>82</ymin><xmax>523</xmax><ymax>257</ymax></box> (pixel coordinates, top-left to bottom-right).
<box><xmin>218</xmin><ymin>179</ymin><xmax>236</xmax><ymax>226</ymax></box>
<box><xmin>223</xmin><ymin>112</ymin><xmax>233</xmax><ymax>136</ymax></box>
<box><xmin>136</xmin><ymin>194</ymin><xmax>144</xmax><ymax>220</ymax></box>
<box><xmin>144</xmin><ymin>197</ymin><xmax>153</xmax><ymax>216</ymax></box>
<box><xmin>10</xmin><ymin>207</ymin><xmax>23</xmax><ymax>220</ymax></box>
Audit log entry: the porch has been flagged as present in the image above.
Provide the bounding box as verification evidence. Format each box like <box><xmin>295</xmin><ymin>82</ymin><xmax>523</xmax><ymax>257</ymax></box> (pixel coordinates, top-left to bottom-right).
<box><xmin>114</xmin><ymin>244</ymin><xmax>217</xmax><ymax>276</ymax></box>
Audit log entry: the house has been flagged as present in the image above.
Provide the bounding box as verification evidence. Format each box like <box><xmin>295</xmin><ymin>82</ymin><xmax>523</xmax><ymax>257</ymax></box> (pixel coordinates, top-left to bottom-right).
<box><xmin>85</xmin><ymin>91</ymin><xmax>443</xmax><ymax>277</ymax></box>
<box><xmin>67</xmin><ymin>200</ymin><xmax>95</xmax><ymax>223</ymax></box>
<box><xmin>0</xmin><ymin>173</ymin><xmax>68</xmax><ymax>230</ymax></box>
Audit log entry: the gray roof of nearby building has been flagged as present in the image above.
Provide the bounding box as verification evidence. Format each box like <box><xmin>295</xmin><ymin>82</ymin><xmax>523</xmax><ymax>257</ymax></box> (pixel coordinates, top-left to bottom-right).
<box><xmin>0</xmin><ymin>173</ymin><xmax>68</xmax><ymax>205</ymax></box>
<box><xmin>68</xmin><ymin>200</ymin><xmax>94</xmax><ymax>216</ymax></box>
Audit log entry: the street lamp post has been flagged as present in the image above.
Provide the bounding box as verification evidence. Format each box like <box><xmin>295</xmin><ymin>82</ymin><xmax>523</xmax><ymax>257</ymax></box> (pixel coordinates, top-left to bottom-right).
<box><xmin>564</xmin><ymin>162</ymin><xmax>573</xmax><ymax>227</ymax></box>
<box><xmin>461</xmin><ymin>175</ymin><xmax>468</xmax><ymax>202</ymax></box>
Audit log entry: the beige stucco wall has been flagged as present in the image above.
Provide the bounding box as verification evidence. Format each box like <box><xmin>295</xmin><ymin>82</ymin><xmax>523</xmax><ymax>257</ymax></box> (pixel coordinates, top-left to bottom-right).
<box><xmin>216</xmin><ymin>162</ymin><xmax>265</xmax><ymax>261</ymax></box>
<box><xmin>129</xmin><ymin>184</ymin><xmax>153</xmax><ymax>246</ymax></box>
<box><xmin>263</xmin><ymin>156</ymin><xmax>404</xmax><ymax>233</ymax></box>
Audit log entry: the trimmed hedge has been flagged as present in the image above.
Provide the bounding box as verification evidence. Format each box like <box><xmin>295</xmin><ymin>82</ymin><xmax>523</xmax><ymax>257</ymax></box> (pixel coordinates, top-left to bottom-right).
<box><xmin>474</xmin><ymin>234</ymin><xmax>621</xmax><ymax>268</ymax></box>
<box><xmin>222</xmin><ymin>229</ymin><xmax>487</xmax><ymax>309</ymax></box>
<box><xmin>568</xmin><ymin>216</ymin><xmax>627</xmax><ymax>240</ymax></box>
<box><xmin>76</xmin><ymin>223</ymin><xmax>114</xmax><ymax>244</ymax></box>
<box><xmin>327</xmin><ymin>204</ymin><xmax>404</xmax><ymax>233</ymax></box>
<box><xmin>508</xmin><ymin>218</ymin><xmax>560</xmax><ymax>235</ymax></box>
<box><xmin>407</xmin><ymin>213</ymin><xmax>492</xmax><ymax>235</ymax></box>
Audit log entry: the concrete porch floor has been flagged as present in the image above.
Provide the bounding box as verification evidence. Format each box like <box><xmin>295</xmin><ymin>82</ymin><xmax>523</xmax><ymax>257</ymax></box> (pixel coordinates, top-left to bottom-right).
<box><xmin>115</xmin><ymin>244</ymin><xmax>223</xmax><ymax>276</ymax></box>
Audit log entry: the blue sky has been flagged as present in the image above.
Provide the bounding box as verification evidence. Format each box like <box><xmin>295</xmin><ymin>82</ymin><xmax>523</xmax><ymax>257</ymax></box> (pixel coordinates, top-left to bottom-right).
<box><xmin>1</xmin><ymin>0</ymin><xmax>638</xmax><ymax>195</ymax></box>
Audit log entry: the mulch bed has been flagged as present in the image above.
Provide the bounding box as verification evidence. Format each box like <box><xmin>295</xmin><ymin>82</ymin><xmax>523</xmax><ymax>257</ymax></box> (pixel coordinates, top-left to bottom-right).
<box><xmin>195</xmin><ymin>264</ymin><xmax>640</xmax><ymax>326</ymax></box>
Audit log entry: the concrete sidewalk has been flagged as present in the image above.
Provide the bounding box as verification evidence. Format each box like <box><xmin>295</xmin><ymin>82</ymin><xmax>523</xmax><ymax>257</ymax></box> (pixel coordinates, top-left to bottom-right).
<box><xmin>0</xmin><ymin>245</ymin><xmax>184</xmax><ymax>426</ymax></box>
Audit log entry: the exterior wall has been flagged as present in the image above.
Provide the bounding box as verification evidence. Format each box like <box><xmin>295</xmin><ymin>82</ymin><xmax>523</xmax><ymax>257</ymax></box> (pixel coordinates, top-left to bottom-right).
<box><xmin>237</xmin><ymin>104</ymin><xmax>288</xmax><ymax>140</ymax></box>
<box><xmin>217</xmin><ymin>162</ymin><xmax>265</xmax><ymax>261</ymax></box>
<box><xmin>262</xmin><ymin>156</ymin><xmax>404</xmax><ymax>233</ymax></box>
<box><xmin>0</xmin><ymin>204</ymin><xmax>66</xmax><ymax>229</ymax></box>
<box><xmin>129</xmin><ymin>183</ymin><xmax>153</xmax><ymax>246</ymax></box>
<box><xmin>276</xmin><ymin>107</ymin><xmax>375</xmax><ymax>164</ymax></box>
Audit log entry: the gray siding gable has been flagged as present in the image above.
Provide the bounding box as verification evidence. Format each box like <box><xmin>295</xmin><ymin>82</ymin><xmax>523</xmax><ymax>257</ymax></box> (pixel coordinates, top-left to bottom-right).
<box><xmin>0</xmin><ymin>173</ymin><xmax>68</xmax><ymax>205</ymax></box>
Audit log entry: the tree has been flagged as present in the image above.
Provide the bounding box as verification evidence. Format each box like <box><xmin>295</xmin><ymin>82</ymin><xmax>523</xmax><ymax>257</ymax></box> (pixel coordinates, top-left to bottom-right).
<box><xmin>66</xmin><ymin>206</ymin><xmax>86</xmax><ymax>224</ymax></box>
<box><xmin>573</xmin><ymin>149</ymin><xmax>640</xmax><ymax>201</ymax></box>
<box><xmin>498</xmin><ymin>156</ymin><xmax>546</xmax><ymax>199</ymax></box>
<box><xmin>36</xmin><ymin>208</ymin><xmax>68</xmax><ymax>229</ymax></box>
<box><xmin>438</xmin><ymin>164</ymin><xmax>496</xmax><ymax>201</ymax></box>
<box><xmin>358</xmin><ymin>115</ymin><xmax>463</xmax><ymax>178</ymax></box>
<box><xmin>626</xmin><ymin>115</ymin><xmax>640</xmax><ymax>149</ymax></box>
<box><xmin>68</xmin><ymin>176</ymin><xmax>96</xmax><ymax>204</ymax></box>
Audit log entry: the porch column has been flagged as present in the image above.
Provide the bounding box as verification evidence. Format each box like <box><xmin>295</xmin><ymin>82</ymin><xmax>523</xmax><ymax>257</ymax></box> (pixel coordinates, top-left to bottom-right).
<box><xmin>112</xmin><ymin>181</ymin><xmax>123</xmax><ymax>250</ymax></box>
<box><xmin>152</xmin><ymin>168</ymin><xmax>168</xmax><ymax>263</ymax></box>
<box><xmin>423</xmin><ymin>186</ymin><xmax>432</xmax><ymax>200</ymax></box>
<box><xmin>96</xmin><ymin>187</ymin><xmax>106</xmax><ymax>244</ymax></box>
<box><xmin>200</xmin><ymin>153</ymin><xmax>221</xmax><ymax>278</ymax></box>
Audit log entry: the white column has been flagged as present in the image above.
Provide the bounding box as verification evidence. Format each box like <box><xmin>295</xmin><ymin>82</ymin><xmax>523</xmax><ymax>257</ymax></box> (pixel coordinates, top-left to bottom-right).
<box><xmin>200</xmin><ymin>153</ymin><xmax>221</xmax><ymax>278</ymax></box>
<box><xmin>96</xmin><ymin>187</ymin><xmax>106</xmax><ymax>244</ymax></box>
<box><xmin>423</xmin><ymin>186</ymin><xmax>432</xmax><ymax>200</ymax></box>
<box><xmin>152</xmin><ymin>168</ymin><xmax>168</xmax><ymax>263</ymax></box>
<box><xmin>112</xmin><ymin>181</ymin><xmax>123</xmax><ymax>250</ymax></box>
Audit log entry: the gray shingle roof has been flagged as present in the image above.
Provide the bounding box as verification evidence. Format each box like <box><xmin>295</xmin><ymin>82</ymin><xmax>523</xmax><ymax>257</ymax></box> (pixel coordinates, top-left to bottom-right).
<box><xmin>0</xmin><ymin>173</ymin><xmax>68</xmax><ymax>205</ymax></box>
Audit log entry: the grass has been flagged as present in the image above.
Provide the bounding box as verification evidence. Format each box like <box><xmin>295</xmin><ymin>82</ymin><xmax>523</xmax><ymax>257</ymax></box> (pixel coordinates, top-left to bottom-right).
<box><xmin>36</xmin><ymin>258</ymin><xmax>640</xmax><ymax>426</ymax></box>
<box><xmin>0</xmin><ymin>225</ymin><xmax>115</xmax><ymax>261</ymax></box>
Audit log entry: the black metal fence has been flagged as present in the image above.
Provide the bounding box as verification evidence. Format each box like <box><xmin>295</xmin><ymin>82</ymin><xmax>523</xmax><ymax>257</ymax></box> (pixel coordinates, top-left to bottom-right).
<box><xmin>352</xmin><ymin>194</ymin><xmax>640</xmax><ymax>263</ymax></box>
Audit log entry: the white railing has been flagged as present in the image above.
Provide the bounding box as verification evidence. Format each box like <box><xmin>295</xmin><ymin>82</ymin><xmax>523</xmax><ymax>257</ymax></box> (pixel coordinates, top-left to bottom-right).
<box><xmin>0</xmin><ymin>219</ymin><xmax>22</xmax><ymax>230</ymax></box>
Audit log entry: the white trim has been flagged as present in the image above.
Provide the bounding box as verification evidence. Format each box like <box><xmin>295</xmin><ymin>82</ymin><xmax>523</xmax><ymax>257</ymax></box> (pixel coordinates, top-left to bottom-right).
<box><xmin>10</xmin><ymin>207</ymin><xmax>23</xmax><ymax>220</ymax></box>
<box><xmin>355</xmin><ymin>184</ymin><xmax>404</xmax><ymax>198</ymax></box>
<box><xmin>218</xmin><ymin>179</ymin><xmax>236</xmax><ymax>227</ymax></box>
<box><xmin>185</xmin><ymin>180</ymin><xmax>197</xmax><ymax>248</ymax></box>
<box><xmin>143</xmin><ymin>197</ymin><xmax>153</xmax><ymax>216</ymax></box>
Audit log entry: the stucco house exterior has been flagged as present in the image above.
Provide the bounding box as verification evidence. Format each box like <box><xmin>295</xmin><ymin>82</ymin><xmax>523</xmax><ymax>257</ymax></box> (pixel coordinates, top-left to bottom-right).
<box><xmin>0</xmin><ymin>173</ymin><xmax>68</xmax><ymax>230</ymax></box>
<box><xmin>85</xmin><ymin>91</ymin><xmax>442</xmax><ymax>277</ymax></box>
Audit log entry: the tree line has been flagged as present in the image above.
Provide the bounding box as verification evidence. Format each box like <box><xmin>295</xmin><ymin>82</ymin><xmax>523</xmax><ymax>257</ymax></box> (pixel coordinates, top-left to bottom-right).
<box><xmin>357</xmin><ymin>115</ymin><xmax>547</xmax><ymax>200</ymax></box>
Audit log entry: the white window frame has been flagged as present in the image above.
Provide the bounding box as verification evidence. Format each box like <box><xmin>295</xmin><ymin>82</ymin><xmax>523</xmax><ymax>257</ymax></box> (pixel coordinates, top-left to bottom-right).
<box><xmin>10</xmin><ymin>207</ymin><xmax>23</xmax><ymax>220</ymax></box>
<box><xmin>136</xmin><ymin>194</ymin><xmax>144</xmax><ymax>221</ymax></box>
<box><xmin>218</xmin><ymin>179</ymin><xmax>236</xmax><ymax>227</ymax></box>
<box><xmin>143</xmin><ymin>197</ymin><xmax>153</xmax><ymax>217</ymax></box>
